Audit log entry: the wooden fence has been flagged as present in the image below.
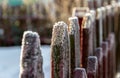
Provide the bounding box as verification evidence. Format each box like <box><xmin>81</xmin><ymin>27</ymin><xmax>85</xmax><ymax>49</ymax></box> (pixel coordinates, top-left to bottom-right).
<box><xmin>19</xmin><ymin>0</ymin><xmax>120</xmax><ymax>78</ymax></box>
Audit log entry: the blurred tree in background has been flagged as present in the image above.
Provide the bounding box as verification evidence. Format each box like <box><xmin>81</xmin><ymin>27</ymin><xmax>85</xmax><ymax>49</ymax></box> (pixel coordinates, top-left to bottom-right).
<box><xmin>0</xmin><ymin>0</ymin><xmax>54</xmax><ymax>46</ymax></box>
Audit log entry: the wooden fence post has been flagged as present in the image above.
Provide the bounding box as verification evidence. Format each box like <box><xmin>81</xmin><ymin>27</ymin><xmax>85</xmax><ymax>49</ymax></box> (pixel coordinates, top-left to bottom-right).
<box><xmin>81</xmin><ymin>13</ymin><xmax>93</xmax><ymax>69</ymax></box>
<box><xmin>90</xmin><ymin>10</ymin><xmax>96</xmax><ymax>53</ymax></box>
<box><xmin>111</xmin><ymin>2</ymin><xmax>120</xmax><ymax>74</ymax></box>
<box><xmin>20</xmin><ymin>31</ymin><xmax>44</xmax><ymax>78</ymax></box>
<box><xmin>51</xmin><ymin>21</ymin><xmax>69</xmax><ymax>78</ymax></box>
<box><xmin>74</xmin><ymin>68</ymin><xmax>87</xmax><ymax>78</ymax></box>
<box><xmin>68</xmin><ymin>17</ymin><xmax>81</xmax><ymax>78</ymax></box>
<box><xmin>87</xmin><ymin>56</ymin><xmax>98</xmax><ymax>78</ymax></box>
<box><xmin>101</xmin><ymin>42</ymin><xmax>109</xmax><ymax>78</ymax></box>
<box><xmin>117</xmin><ymin>2</ymin><xmax>120</xmax><ymax>72</ymax></box>
<box><xmin>101</xmin><ymin>7</ymin><xmax>107</xmax><ymax>41</ymax></box>
<box><xmin>72</xmin><ymin>7</ymin><xmax>89</xmax><ymax>67</ymax></box>
<box><xmin>68</xmin><ymin>17</ymin><xmax>81</xmax><ymax>68</ymax></box>
<box><xmin>107</xmin><ymin>33</ymin><xmax>116</xmax><ymax>78</ymax></box>
<box><xmin>95</xmin><ymin>48</ymin><xmax>103</xmax><ymax>78</ymax></box>
<box><xmin>96</xmin><ymin>8</ymin><xmax>103</xmax><ymax>47</ymax></box>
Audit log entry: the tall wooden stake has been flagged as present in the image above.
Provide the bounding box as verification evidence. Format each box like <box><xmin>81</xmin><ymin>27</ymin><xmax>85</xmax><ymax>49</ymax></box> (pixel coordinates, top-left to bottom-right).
<box><xmin>51</xmin><ymin>22</ymin><xmax>69</xmax><ymax>78</ymax></box>
<box><xmin>74</xmin><ymin>68</ymin><xmax>87</xmax><ymax>78</ymax></box>
<box><xmin>96</xmin><ymin>8</ymin><xmax>103</xmax><ymax>47</ymax></box>
<box><xmin>101</xmin><ymin>42</ymin><xmax>109</xmax><ymax>78</ymax></box>
<box><xmin>87</xmin><ymin>56</ymin><xmax>98</xmax><ymax>78</ymax></box>
<box><xmin>95</xmin><ymin>48</ymin><xmax>103</xmax><ymax>78</ymax></box>
<box><xmin>20</xmin><ymin>31</ymin><xmax>44</xmax><ymax>78</ymax></box>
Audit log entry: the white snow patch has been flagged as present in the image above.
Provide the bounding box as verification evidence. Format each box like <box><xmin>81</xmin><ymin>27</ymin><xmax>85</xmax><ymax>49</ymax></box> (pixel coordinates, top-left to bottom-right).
<box><xmin>0</xmin><ymin>45</ymin><xmax>50</xmax><ymax>78</ymax></box>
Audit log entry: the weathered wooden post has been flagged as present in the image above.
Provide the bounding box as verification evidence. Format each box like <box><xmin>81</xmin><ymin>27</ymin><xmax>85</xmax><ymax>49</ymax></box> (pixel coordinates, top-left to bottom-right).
<box><xmin>20</xmin><ymin>31</ymin><xmax>44</xmax><ymax>78</ymax></box>
<box><xmin>117</xmin><ymin>2</ymin><xmax>120</xmax><ymax>73</ymax></box>
<box><xmin>51</xmin><ymin>21</ymin><xmax>69</xmax><ymax>78</ymax></box>
<box><xmin>107</xmin><ymin>33</ymin><xmax>116</xmax><ymax>78</ymax></box>
<box><xmin>81</xmin><ymin>13</ymin><xmax>93</xmax><ymax>69</ymax></box>
<box><xmin>111</xmin><ymin>2</ymin><xmax>120</xmax><ymax>74</ymax></box>
<box><xmin>74</xmin><ymin>68</ymin><xmax>87</xmax><ymax>78</ymax></box>
<box><xmin>85</xmin><ymin>13</ymin><xmax>94</xmax><ymax>56</ymax></box>
<box><xmin>96</xmin><ymin>8</ymin><xmax>103</xmax><ymax>47</ymax></box>
<box><xmin>90</xmin><ymin>10</ymin><xmax>96</xmax><ymax>53</ymax></box>
<box><xmin>72</xmin><ymin>7</ymin><xmax>89</xmax><ymax>67</ymax></box>
<box><xmin>87</xmin><ymin>56</ymin><xmax>98</xmax><ymax>78</ymax></box>
<box><xmin>95</xmin><ymin>48</ymin><xmax>103</xmax><ymax>78</ymax></box>
<box><xmin>101</xmin><ymin>42</ymin><xmax>109</xmax><ymax>78</ymax></box>
<box><xmin>68</xmin><ymin>17</ymin><xmax>81</xmax><ymax>68</ymax></box>
<box><xmin>68</xmin><ymin>17</ymin><xmax>81</xmax><ymax>78</ymax></box>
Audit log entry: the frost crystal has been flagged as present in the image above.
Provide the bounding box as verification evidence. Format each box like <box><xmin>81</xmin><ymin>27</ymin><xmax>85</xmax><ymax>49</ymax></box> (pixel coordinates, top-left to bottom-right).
<box><xmin>20</xmin><ymin>31</ymin><xmax>44</xmax><ymax>78</ymax></box>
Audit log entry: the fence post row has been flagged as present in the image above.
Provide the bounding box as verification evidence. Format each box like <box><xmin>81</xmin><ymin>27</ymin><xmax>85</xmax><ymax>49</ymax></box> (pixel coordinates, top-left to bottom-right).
<box><xmin>19</xmin><ymin>0</ymin><xmax>120</xmax><ymax>78</ymax></box>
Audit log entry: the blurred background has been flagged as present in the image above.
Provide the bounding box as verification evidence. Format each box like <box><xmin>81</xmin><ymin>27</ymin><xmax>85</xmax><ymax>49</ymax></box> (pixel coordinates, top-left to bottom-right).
<box><xmin>0</xmin><ymin>0</ymin><xmax>53</xmax><ymax>46</ymax></box>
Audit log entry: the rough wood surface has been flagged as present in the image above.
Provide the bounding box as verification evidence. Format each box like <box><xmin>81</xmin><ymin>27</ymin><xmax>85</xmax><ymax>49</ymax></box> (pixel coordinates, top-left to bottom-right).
<box><xmin>68</xmin><ymin>17</ymin><xmax>81</xmax><ymax>78</ymax></box>
<box><xmin>74</xmin><ymin>68</ymin><xmax>87</xmax><ymax>78</ymax></box>
<box><xmin>51</xmin><ymin>21</ymin><xmax>69</xmax><ymax>78</ymax></box>
<box><xmin>20</xmin><ymin>31</ymin><xmax>44</xmax><ymax>78</ymax></box>
<box><xmin>68</xmin><ymin>17</ymin><xmax>81</xmax><ymax>68</ymax></box>
<box><xmin>87</xmin><ymin>56</ymin><xmax>98</xmax><ymax>78</ymax></box>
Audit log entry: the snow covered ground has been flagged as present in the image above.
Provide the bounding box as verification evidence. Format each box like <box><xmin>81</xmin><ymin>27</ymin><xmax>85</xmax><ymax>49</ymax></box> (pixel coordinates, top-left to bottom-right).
<box><xmin>0</xmin><ymin>45</ymin><xmax>50</xmax><ymax>78</ymax></box>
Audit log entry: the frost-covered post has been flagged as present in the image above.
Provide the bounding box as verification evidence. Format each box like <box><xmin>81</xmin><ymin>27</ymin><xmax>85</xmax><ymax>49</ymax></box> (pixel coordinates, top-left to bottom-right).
<box><xmin>95</xmin><ymin>48</ymin><xmax>103</xmax><ymax>78</ymax></box>
<box><xmin>68</xmin><ymin>17</ymin><xmax>81</xmax><ymax>78</ymax></box>
<box><xmin>51</xmin><ymin>22</ymin><xmax>69</xmax><ymax>78</ymax></box>
<box><xmin>100</xmin><ymin>42</ymin><xmax>108</xmax><ymax>78</ymax></box>
<box><xmin>87</xmin><ymin>56</ymin><xmax>98</xmax><ymax>78</ymax></box>
<box><xmin>19</xmin><ymin>31</ymin><xmax>44</xmax><ymax>78</ymax></box>
<box><xmin>74</xmin><ymin>68</ymin><xmax>87</xmax><ymax>78</ymax></box>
